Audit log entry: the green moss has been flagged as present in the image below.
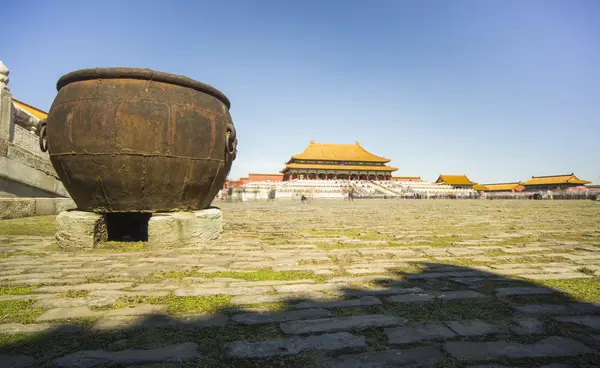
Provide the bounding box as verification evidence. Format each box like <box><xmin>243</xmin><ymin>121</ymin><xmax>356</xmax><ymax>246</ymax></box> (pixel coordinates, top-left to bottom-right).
<box><xmin>0</xmin><ymin>216</ymin><xmax>56</xmax><ymax>236</ymax></box>
<box><xmin>162</xmin><ymin>269</ymin><xmax>329</xmax><ymax>283</ymax></box>
<box><xmin>60</xmin><ymin>290</ymin><xmax>89</xmax><ymax>298</ymax></box>
<box><xmin>536</xmin><ymin>277</ymin><xmax>600</xmax><ymax>303</ymax></box>
<box><xmin>577</xmin><ymin>267</ymin><xmax>596</xmax><ymax>276</ymax></box>
<box><xmin>0</xmin><ymin>299</ymin><xmax>44</xmax><ymax>324</ymax></box>
<box><xmin>110</xmin><ymin>294</ymin><xmax>234</xmax><ymax>315</ymax></box>
<box><xmin>385</xmin><ymin>299</ymin><xmax>515</xmax><ymax>323</ymax></box>
<box><xmin>0</xmin><ymin>285</ymin><xmax>36</xmax><ymax>296</ymax></box>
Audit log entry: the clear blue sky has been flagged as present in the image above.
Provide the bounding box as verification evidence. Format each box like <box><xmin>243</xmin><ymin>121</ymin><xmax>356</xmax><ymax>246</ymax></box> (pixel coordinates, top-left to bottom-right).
<box><xmin>3</xmin><ymin>0</ymin><xmax>599</xmax><ymax>183</ymax></box>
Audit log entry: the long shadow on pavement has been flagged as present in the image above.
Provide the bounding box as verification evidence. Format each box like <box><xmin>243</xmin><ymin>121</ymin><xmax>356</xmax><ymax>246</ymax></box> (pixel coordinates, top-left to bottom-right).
<box><xmin>1</xmin><ymin>263</ymin><xmax>599</xmax><ymax>368</ymax></box>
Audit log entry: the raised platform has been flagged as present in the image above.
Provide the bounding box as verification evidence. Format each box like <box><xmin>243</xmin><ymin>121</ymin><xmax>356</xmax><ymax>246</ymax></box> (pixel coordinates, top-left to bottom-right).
<box><xmin>55</xmin><ymin>208</ymin><xmax>223</xmax><ymax>249</ymax></box>
<box><xmin>0</xmin><ymin>197</ymin><xmax>76</xmax><ymax>219</ymax></box>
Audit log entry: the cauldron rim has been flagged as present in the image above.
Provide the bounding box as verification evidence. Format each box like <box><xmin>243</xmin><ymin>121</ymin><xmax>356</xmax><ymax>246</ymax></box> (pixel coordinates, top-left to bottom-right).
<box><xmin>56</xmin><ymin>67</ymin><xmax>231</xmax><ymax>109</ymax></box>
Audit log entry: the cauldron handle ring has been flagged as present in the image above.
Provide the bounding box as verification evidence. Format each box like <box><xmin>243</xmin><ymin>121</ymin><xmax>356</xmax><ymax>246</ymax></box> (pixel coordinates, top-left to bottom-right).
<box><xmin>39</xmin><ymin>120</ymin><xmax>48</xmax><ymax>153</ymax></box>
<box><xmin>225</xmin><ymin>123</ymin><xmax>237</xmax><ymax>160</ymax></box>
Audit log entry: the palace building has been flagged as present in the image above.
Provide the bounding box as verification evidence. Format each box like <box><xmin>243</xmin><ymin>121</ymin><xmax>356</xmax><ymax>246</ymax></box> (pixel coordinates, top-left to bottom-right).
<box><xmin>520</xmin><ymin>173</ymin><xmax>590</xmax><ymax>192</ymax></box>
<box><xmin>473</xmin><ymin>182</ymin><xmax>525</xmax><ymax>192</ymax></box>
<box><xmin>280</xmin><ymin>140</ymin><xmax>398</xmax><ymax>181</ymax></box>
<box><xmin>435</xmin><ymin>174</ymin><xmax>477</xmax><ymax>189</ymax></box>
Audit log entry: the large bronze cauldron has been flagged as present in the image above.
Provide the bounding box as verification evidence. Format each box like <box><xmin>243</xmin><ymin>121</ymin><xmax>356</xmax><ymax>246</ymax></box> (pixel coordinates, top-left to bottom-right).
<box><xmin>40</xmin><ymin>68</ymin><xmax>237</xmax><ymax>213</ymax></box>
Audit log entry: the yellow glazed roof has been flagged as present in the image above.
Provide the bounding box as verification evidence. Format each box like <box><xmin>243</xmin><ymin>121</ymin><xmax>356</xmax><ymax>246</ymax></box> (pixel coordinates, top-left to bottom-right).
<box><xmin>290</xmin><ymin>140</ymin><xmax>391</xmax><ymax>163</ymax></box>
<box><xmin>12</xmin><ymin>98</ymin><xmax>48</xmax><ymax>120</ymax></box>
<box><xmin>435</xmin><ymin>174</ymin><xmax>477</xmax><ymax>185</ymax></box>
<box><xmin>281</xmin><ymin>163</ymin><xmax>398</xmax><ymax>173</ymax></box>
<box><xmin>474</xmin><ymin>183</ymin><xmax>525</xmax><ymax>192</ymax></box>
<box><xmin>521</xmin><ymin>174</ymin><xmax>590</xmax><ymax>186</ymax></box>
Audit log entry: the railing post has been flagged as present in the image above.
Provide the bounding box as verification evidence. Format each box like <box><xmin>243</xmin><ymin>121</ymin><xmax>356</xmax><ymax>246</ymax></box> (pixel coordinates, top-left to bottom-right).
<box><xmin>0</xmin><ymin>61</ymin><xmax>12</xmax><ymax>143</ymax></box>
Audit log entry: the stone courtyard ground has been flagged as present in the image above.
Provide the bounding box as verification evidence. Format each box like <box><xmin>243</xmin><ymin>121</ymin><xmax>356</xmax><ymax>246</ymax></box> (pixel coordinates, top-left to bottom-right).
<box><xmin>0</xmin><ymin>199</ymin><xmax>599</xmax><ymax>367</ymax></box>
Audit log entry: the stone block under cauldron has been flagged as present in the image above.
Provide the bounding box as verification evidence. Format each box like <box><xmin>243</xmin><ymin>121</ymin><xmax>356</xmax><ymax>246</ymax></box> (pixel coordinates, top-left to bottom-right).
<box><xmin>39</xmin><ymin>68</ymin><xmax>237</xmax><ymax>249</ymax></box>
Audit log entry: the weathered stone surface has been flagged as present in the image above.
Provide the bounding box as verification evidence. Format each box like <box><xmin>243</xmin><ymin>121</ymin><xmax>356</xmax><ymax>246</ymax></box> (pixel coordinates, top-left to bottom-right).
<box><xmin>173</xmin><ymin>286</ymin><xmax>272</xmax><ymax>296</ymax></box>
<box><xmin>53</xmin><ymin>342</ymin><xmax>200</xmax><ymax>367</ymax></box>
<box><xmin>224</xmin><ymin>332</ymin><xmax>366</xmax><ymax>358</ymax></box>
<box><xmin>495</xmin><ymin>287</ymin><xmax>557</xmax><ymax>297</ymax></box>
<box><xmin>93</xmin><ymin>314</ymin><xmax>228</xmax><ymax>331</ymax></box>
<box><xmin>292</xmin><ymin>296</ymin><xmax>381</xmax><ymax>309</ymax></box>
<box><xmin>514</xmin><ymin>304</ymin><xmax>571</xmax><ymax>315</ymax></box>
<box><xmin>386</xmin><ymin>323</ymin><xmax>456</xmax><ymax>344</ymax></box>
<box><xmin>445</xmin><ymin>336</ymin><xmax>592</xmax><ymax>360</ymax></box>
<box><xmin>36</xmin><ymin>307</ymin><xmax>103</xmax><ymax>322</ymax></box>
<box><xmin>33</xmin><ymin>297</ymin><xmax>89</xmax><ymax>308</ymax></box>
<box><xmin>407</xmin><ymin>271</ymin><xmax>487</xmax><ymax>279</ymax></box>
<box><xmin>35</xmin><ymin>283</ymin><xmax>133</xmax><ymax>293</ymax></box>
<box><xmin>511</xmin><ymin>316</ymin><xmax>545</xmax><ymax>335</ymax></box>
<box><xmin>0</xmin><ymin>354</ymin><xmax>37</xmax><ymax>368</ymax></box>
<box><xmin>103</xmin><ymin>304</ymin><xmax>168</xmax><ymax>317</ymax></box>
<box><xmin>148</xmin><ymin>209</ymin><xmax>222</xmax><ymax>248</ymax></box>
<box><xmin>0</xmin><ymin>322</ymin><xmax>80</xmax><ymax>334</ymax></box>
<box><xmin>229</xmin><ymin>279</ymin><xmax>316</xmax><ymax>287</ymax></box>
<box><xmin>55</xmin><ymin>210</ymin><xmax>108</xmax><ymax>249</ymax></box>
<box><xmin>230</xmin><ymin>292</ymin><xmax>325</xmax><ymax>305</ymax></box>
<box><xmin>553</xmin><ymin>315</ymin><xmax>600</xmax><ymax>330</ymax></box>
<box><xmin>387</xmin><ymin>293</ymin><xmax>433</xmax><ymax>303</ymax></box>
<box><xmin>437</xmin><ymin>290</ymin><xmax>486</xmax><ymax>300</ymax></box>
<box><xmin>524</xmin><ymin>273</ymin><xmax>592</xmax><ymax>280</ymax></box>
<box><xmin>445</xmin><ymin>319</ymin><xmax>500</xmax><ymax>336</ymax></box>
<box><xmin>274</xmin><ymin>283</ymin><xmax>348</xmax><ymax>294</ymax></box>
<box><xmin>323</xmin><ymin>346</ymin><xmax>445</xmax><ymax>368</ymax></box>
<box><xmin>346</xmin><ymin>287</ymin><xmax>424</xmax><ymax>297</ymax></box>
<box><xmin>280</xmin><ymin>314</ymin><xmax>406</xmax><ymax>335</ymax></box>
<box><xmin>231</xmin><ymin>308</ymin><xmax>331</xmax><ymax>325</ymax></box>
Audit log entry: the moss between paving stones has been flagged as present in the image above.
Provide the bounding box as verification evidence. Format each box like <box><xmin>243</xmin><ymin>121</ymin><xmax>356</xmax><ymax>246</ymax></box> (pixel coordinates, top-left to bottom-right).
<box><xmin>105</xmin><ymin>295</ymin><xmax>235</xmax><ymax>315</ymax></box>
<box><xmin>0</xmin><ymin>286</ymin><xmax>37</xmax><ymax>295</ymax></box>
<box><xmin>162</xmin><ymin>269</ymin><xmax>331</xmax><ymax>283</ymax></box>
<box><xmin>0</xmin><ymin>300</ymin><xmax>44</xmax><ymax>324</ymax></box>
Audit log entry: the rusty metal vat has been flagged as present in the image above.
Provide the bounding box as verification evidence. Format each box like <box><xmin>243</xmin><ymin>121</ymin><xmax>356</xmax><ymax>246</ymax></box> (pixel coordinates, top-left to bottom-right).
<box><xmin>39</xmin><ymin>68</ymin><xmax>237</xmax><ymax>213</ymax></box>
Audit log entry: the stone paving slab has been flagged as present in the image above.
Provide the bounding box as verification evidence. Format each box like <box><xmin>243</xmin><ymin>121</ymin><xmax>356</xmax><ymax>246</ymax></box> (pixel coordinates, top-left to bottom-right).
<box><xmin>231</xmin><ymin>308</ymin><xmax>331</xmax><ymax>325</ymax></box>
<box><xmin>34</xmin><ymin>283</ymin><xmax>133</xmax><ymax>293</ymax></box>
<box><xmin>387</xmin><ymin>293</ymin><xmax>434</xmax><ymax>303</ymax></box>
<box><xmin>230</xmin><ymin>292</ymin><xmax>326</xmax><ymax>305</ymax></box>
<box><xmin>36</xmin><ymin>306</ymin><xmax>104</xmax><ymax>322</ymax></box>
<box><xmin>0</xmin><ymin>322</ymin><xmax>81</xmax><ymax>334</ymax></box>
<box><xmin>0</xmin><ymin>354</ymin><xmax>37</xmax><ymax>368</ymax></box>
<box><xmin>53</xmin><ymin>342</ymin><xmax>200</xmax><ymax>368</ymax></box>
<box><xmin>224</xmin><ymin>332</ymin><xmax>367</xmax><ymax>358</ymax></box>
<box><xmin>513</xmin><ymin>304</ymin><xmax>572</xmax><ymax>315</ymax></box>
<box><xmin>553</xmin><ymin>315</ymin><xmax>600</xmax><ymax>330</ymax></box>
<box><xmin>93</xmin><ymin>314</ymin><xmax>228</xmax><ymax>331</ymax></box>
<box><xmin>511</xmin><ymin>316</ymin><xmax>546</xmax><ymax>335</ymax></box>
<box><xmin>445</xmin><ymin>319</ymin><xmax>502</xmax><ymax>336</ymax></box>
<box><xmin>495</xmin><ymin>287</ymin><xmax>557</xmax><ymax>297</ymax></box>
<box><xmin>345</xmin><ymin>287</ymin><xmax>425</xmax><ymax>297</ymax></box>
<box><xmin>445</xmin><ymin>336</ymin><xmax>592</xmax><ymax>360</ymax></box>
<box><xmin>280</xmin><ymin>314</ymin><xmax>406</xmax><ymax>335</ymax></box>
<box><xmin>292</xmin><ymin>296</ymin><xmax>382</xmax><ymax>309</ymax></box>
<box><xmin>173</xmin><ymin>286</ymin><xmax>273</xmax><ymax>296</ymax></box>
<box><xmin>385</xmin><ymin>323</ymin><xmax>456</xmax><ymax>344</ymax></box>
<box><xmin>322</xmin><ymin>346</ymin><xmax>445</xmax><ymax>368</ymax></box>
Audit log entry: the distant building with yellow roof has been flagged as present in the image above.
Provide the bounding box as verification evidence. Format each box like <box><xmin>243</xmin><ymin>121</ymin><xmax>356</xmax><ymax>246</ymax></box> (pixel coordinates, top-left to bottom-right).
<box><xmin>435</xmin><ymin>174</ymin><xmax>477</xmax><ymax>189</ymax></box>
<box><xmin>520</xmin><ymin>173</ymin><xmax>590</xmax><ymax>192</ymax></box>
<box><xmin>280</xmin><ymin>140</ymin><xmax>398</xmax><ymax>181</ymax></box>
<box><xmin>473</xmin><ymin>182</ymin><xmax>525</xmax><ymax>192</ymax></box>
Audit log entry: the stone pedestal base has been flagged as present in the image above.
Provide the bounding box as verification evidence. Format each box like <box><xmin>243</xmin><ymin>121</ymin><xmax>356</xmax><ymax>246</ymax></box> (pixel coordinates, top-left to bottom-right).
<box><xmin>55</xmin><ymin>208</ymin><xmax>222</xmax><ymax>249</ymax></box>
<box><xmin>147</xmin><ymin>208</ymin><xmax>222</xmax><ymax>248</ymax></box>
<box><xmin>56</xmin><ymin>211</ymin><xmax>108</xmax><ymax>249</ymax></box>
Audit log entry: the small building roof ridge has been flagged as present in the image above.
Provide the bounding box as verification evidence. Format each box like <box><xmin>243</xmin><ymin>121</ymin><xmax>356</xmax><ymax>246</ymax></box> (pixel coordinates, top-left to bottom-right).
<box><xmin>531</xmin><ymin>173</ymin><xmax>575</xmax><ymax>178</ymax></box>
